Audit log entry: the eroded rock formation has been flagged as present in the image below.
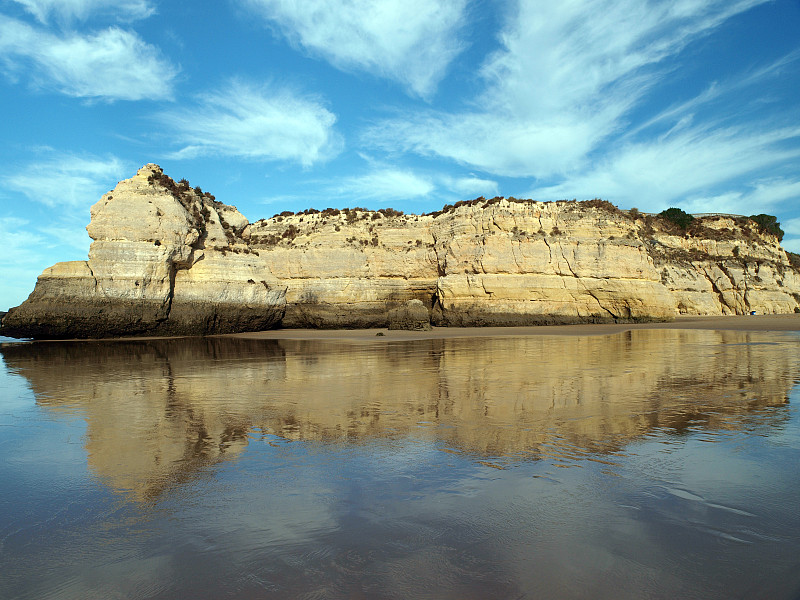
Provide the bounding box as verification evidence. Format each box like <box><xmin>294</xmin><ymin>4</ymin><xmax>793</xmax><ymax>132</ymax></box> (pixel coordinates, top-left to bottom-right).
<box><xmin>1</xmin><ymin>165</ymin><xmax>285</xmax><ymax>338</ymax></box>
<box><xmin>2</xmin><ymin>164</ymin><xmax>799</xmax><ymax>338</ymax></box>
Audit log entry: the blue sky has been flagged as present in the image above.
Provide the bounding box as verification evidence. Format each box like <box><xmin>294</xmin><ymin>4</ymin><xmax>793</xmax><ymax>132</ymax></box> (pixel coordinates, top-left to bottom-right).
<box><xmin>1</xmin><ymin>0</ymin><xmax>799</xmax><ymax>311</ymax></box>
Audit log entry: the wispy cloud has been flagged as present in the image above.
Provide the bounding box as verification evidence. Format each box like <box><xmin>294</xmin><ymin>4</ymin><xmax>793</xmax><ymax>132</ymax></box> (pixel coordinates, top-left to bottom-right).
<box><xmin>160</xmin><ymin>80</ymin><xmax>342</xmax><ymax>166</ymax></box>
<box><xmin>0</xmin><ymin>217</ymin><xmax>48</xmax><ymax>262</ymax></box>
<box><xmin>0</xmin><ymin>153</ymin><xmax>126</xmax><ymax>308</ymax></box>
<box><xmin>0</xmin><ymin>214</ymin><xmax>94</xmax><ymax>310</ymax></box>
<box><xmin>0</xmin><ymin>217</ymin><xmax>49</xmax><ymax>310</ymax></box>
<box><xmin>332</xmin><ymin>168</ymin><xmax>435</xmax><ymax>202</ymax></box>
<box><xmin>784</xmin><ymin>218</ymin><xmax>800</xmax><ymax>237</ymax></box>
<box><xmin>783</xmin><ymin>217</ymin><xmax>800</xmax><ymax>253</ymax></box>
<box><xmin>11</xmin><ymin>0</ymin><xmax>155</xmax><ymax>24</ymax></box>
<box><xmin>629</xmin><ymin>50</ymin><xmax>800</xmax><ymax>138</ymax></box>
<box><xmin>321</xmin><ymin>167</ymin><xmax>499</xmax><ymax>206</ymax></box>
<box><xmin>440</xmin><ymin>175</ymin><xmax>499</xmax><ymax>198</ymax></box>
<box><xmin>240</xmin><ymin>0</ymin><xmax>468</xmax><ymax>98</ymax></box>
<box><xmin>682</xmin><ymin>178</ymin><xmax>800</xmax><ymax>216</ymax></box>
<box><xmin>0</xmin><ymin>15</ymin><xmax>176</xmax><ymax>100</ymax></box>
<box><xmin>3</xmin><ymin>154</ymin><xmax>127</xmax><ymax>208</ymax></box>
<box><xmin>528</xmin><ymin>121</ymin><xmax>800</xmax><ymax>213</ymax></box>
<box><xmin>365</xmin><ymin>0</ymin><xmax>771</xmax><ymax>176</ymax></box>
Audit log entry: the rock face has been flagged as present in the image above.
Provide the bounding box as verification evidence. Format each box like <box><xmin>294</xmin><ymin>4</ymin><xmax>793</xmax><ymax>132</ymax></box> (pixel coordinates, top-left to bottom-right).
<box><xmin>2</xmin><ymin>165</ymin><xmax>799</xmax><ymax>338</ymax></box>
<box><xmin>649</xmin><ymin>217</ymin><xmax>800</xmax><ymax>315</ymax></box>
<box><xmin>0</xmin><ymin>165</ymin><xmax>286</xmax><ymax>338</ymax></box>
<box><xmin>388</xmin><ymin>299</ymin><xmax>432</xmax><ymax>331</ymax></box>
<box><xmin>248</xmin><ymin>198</ymin><xmax>800</xmax><ymax>327</ymax></box>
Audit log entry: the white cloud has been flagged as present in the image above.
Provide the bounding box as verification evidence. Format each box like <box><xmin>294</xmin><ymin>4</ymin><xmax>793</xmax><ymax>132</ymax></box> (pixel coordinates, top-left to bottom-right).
<box><xmin>682</xmin><ymin>179</ymin><xmax>800</xmax><ymax>216</ymax></box>
<box><xmin>780</xmin><ymin>217</ymin><xmax>800</xmax><ymax>254</ymax></box>
<box><xmin>37</xmin><ymin>223</ymin><xmax>92</xmax><ymax>253</ymax></box>
<box><xmin>528</xmin><ymin>123</ymin><xmax>800</xmax><ymax>214</ymax></box>
<box><xmin>3</xmin><ymin>154</ymin><xmax>127</xmax><ymax>208</ymax></box>
<box><xmin>324</xmin><ymin>168</ymin><xmax>498</xmax><ymax>205</ymax></box>
<box><xmin>441</xmin><ymin>175</ymin><xmax>499</xmax><ymax>198</ymax></box>
<box><xmin>333</xmin><ymin>169</ymin><xmax>435</xmax><ymax>202</ymax></box>
<box><xmin>784</xmin><ymin>218</ymin><xmax>800</xmax><ymax>238</ymax></box>
<box><xmin>0</xmin><ymin>16</ymin><xmax>176</xmax><ymax>100</ymax></box>
<box><xmin>0</xmin><ymin>217</ymin><xmax>46</xmax><ymax>262</ymax></box>
<box><xmin>241</xmin><ymin>0</ymin><xmax>468</xmax><ymax>98</ymax></box>
<box><xmin>0</xmin><ymin>155</ymin><xmax>125</xmax><ymax>309</ymax></box>
<box><xmin>783</xmin><ymin>240</ymin><xmax>800</xmax><ymax>254</ymax></box>
<box><xmin>366</xmin><ymin>0</ymin><xmax>770</xmax><ymax>176</ymax></box>
<box><xmin>161</xmin><ymin>80</ymin><xmax>342</xmax><ymax>166</ymax></box>
<box><xmin>11</xmin><ymin>0</ymin><xmax>155</xmax><ymax>24</ymax></box>
<box><xmin>0</xmin><ymin>217</ymin><xmax>72</xmax><ymax>310</ymax></box>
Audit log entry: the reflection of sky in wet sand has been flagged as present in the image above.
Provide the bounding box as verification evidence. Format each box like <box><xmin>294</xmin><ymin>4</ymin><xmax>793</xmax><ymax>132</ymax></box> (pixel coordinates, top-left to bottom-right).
<box><xmin>1</xmin><ymin>330</ymin><xmax>800</xmax><ymax>599</ymax></box>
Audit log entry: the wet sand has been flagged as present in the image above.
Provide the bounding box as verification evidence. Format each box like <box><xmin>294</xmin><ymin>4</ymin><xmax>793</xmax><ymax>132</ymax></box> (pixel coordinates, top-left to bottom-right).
<box><xmin>230</xmin><ymin>313</ymin><xmax>800</xmax><ymax>342</ymax></box>
<box><xmin>4</xmin><ymin>314</ymin><xmax>798</xmax><ymax>344</ymax></box>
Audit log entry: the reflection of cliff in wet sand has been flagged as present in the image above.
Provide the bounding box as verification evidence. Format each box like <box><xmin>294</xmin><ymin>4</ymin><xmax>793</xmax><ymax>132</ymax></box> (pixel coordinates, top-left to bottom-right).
<box><xmin>2</xmin><ymin>330</ymin><xmax>797</xmax><ymax>500</ymax></box>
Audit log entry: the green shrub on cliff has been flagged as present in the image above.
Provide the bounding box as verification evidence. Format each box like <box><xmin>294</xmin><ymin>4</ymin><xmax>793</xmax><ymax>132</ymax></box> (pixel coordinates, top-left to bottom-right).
<box><xmin>749</xmin><ymin>214</ymin><xmax>784</xmax><ymax>241</ymax></box>
<box><xmin>659</xmin><ymin>207</ymin><xmax>694</xmax><ymax>230</ymax></box>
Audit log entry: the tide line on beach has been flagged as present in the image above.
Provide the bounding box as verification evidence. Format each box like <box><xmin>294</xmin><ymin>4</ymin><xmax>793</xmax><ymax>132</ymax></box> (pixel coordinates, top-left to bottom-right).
<box><xmin>225</xmin><ymin>314</ymin><xmax>800</xmax><ymax>342</ymax></box>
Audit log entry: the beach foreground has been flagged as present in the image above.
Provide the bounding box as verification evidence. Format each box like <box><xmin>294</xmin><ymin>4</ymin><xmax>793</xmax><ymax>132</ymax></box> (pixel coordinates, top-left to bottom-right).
<box><xmin>2</xmin><ymin>326</ymin><xmax>799</xmax><ymax>599</ymax></box>
<box><xmin>228</xmin><ymin>313</ymin><xmax>800</xmax><ymax>342</ymax></box>
<box><xmin>5</xmin><ymin>314</ymin><xmax>798</xmax><ymax>344</ymax></box>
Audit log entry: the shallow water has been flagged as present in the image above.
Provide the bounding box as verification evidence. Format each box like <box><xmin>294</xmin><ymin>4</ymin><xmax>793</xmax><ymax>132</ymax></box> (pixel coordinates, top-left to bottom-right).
<box><xmin>1</xmin><ymin>329</ymin><xmax>799</xmax><ymax>599</ymax></box>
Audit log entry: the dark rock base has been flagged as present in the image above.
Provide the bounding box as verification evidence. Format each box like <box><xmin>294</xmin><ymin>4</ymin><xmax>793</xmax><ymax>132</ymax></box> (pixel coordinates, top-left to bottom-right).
<box><xmin>0</xmin><ymin>299</ymin><xmax>284</xmax><ymax>339</ymax></box>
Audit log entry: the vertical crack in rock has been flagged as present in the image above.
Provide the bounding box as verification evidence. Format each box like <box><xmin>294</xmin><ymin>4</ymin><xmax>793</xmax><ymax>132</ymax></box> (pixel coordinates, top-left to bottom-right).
<box><xmin>540</xmin><ymin>216</ymin><xmax>554</xmax><ymax>267</ymax></box>
<box><xmin>700</xmin><ymin>265</ymin><xmax>727</xmax><ymax>312</ymax></box>
<box><xmin>740</xmin><ymin>262</ymin><xmax>751</xmax><ymax>312</ymax></box>
<box><xmin>509</xmin><ymin>237</ymin><xmax>523</xmax><ymax>273</ymax></box>
<box><xmin>162</xmin><ymin>261</ymin><xmax>177</xmax><ymax>323</ymax></box>
<box><xmin>720</xmin><ymin>261</ymin><xmax>750</xmax><ymax>314</ymax></box>
<box><xmin>86</xmin><ymin>261</ymin><xmax>99</xmax><ymax>293</ymax></box>
<box><xmin>559</xmin><ymin>239</ymin><xmax>616</xmax><ymax>319</ymax></box>
<box><xmin>431</xmin><ymin>228</ymin><xmax>447</xmax><ymax>278</ymax></box>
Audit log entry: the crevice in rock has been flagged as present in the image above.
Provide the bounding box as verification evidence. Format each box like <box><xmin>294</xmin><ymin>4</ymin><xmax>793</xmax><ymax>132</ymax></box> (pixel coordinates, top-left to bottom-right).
<box><xmin>86</xmin><ymin>261</ymin><xmax>99</xmax><ymax>293</ymax></box>
<box><xmin>159</xmin><ymin>265</ymin><xmax>176</xmax><ymax>323</ymax></box>
<box><xmin>719</xmin><ymin>261</ymin><xmax>750</xmax><ymax>314</ymax></box>
<box><xmin>701</xmin><ymin>265</ymin><xmax>728</xmax><ymax>313</ymax></box>
<box><xmin>559</xmin><ymin>241</ymin><xmax>616</xmax><ymax>319</ymax></box>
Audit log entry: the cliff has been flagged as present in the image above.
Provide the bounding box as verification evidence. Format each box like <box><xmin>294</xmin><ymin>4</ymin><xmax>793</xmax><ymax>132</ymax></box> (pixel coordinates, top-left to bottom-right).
<box><xmin>2</xmin><ymin>165</ymin><xmax>285</xmax><ymax>338</ymax></box>
<box><xmin>2</xmin><ymin>164</ymin><xmax>799</xmax><ymax>338</ymax></box>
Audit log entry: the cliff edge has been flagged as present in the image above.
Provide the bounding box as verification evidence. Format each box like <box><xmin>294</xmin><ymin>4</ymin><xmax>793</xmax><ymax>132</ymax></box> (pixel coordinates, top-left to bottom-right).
<box><xmin>1</xmin><ymin>165</ymin><xmax>286</xmax><ymax>338</ymax></box>
<box><xmin>2</xmin><ymin>164</ymin><xmax>799</xmax><ymax>338</ymax></box>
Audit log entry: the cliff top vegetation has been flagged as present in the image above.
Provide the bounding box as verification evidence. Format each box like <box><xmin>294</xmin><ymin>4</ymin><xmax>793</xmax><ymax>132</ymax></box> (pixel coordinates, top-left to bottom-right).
<box><xmin>147</xmin><ymin>171</ymin><xmax>786</xmax><ymax>246</ymax></box>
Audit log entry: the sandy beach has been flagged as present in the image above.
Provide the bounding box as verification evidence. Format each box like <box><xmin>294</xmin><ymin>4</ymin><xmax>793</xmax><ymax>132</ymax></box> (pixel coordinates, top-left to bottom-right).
<box><xmin>3</xmin><ymin>314</ymin><xmax>797</xmax><ymax>344</ymax></box>
<box><xmin>227</xmin><ymin>313</ymin><xmax>800</xmax><ymax>342</ymax></box>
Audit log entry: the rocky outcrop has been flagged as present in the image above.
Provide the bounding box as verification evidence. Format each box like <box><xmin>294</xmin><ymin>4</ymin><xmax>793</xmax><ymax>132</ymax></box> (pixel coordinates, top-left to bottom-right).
<box><xmin>388</xmin><ymin>299</ymin><xmax>432</xmax><ymax>330</ymax></box>
<box><xmin>0</xmin><ymin>165</ymin><xmax>286</xmax><ymax>338</ymax></box>
<box><xmin>248</xmin><ymin>198</ymin><xmax>800</xmax><ymax>327</ymax></box>
<box><xmin>648</xmin><ymin>217</ymin><xmax>800</xmax><ymax>315</ymax></box>
<box><xmin>2</xmin><ymin>165</ymin><xmax>799</xmax><ymax>338</ymax></box>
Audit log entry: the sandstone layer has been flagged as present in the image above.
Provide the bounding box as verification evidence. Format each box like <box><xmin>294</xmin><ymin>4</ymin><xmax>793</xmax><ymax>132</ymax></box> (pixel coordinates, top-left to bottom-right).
<box><xmin>2</xmin><ymin>164</ymin><xmax>799</xmax><ymax>338</ymax></box>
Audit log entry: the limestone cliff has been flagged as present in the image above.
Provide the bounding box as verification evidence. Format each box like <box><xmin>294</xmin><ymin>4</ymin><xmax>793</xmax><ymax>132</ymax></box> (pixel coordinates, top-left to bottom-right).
<box><xmin>1</xmin><ymin>164</ymin><xmax>285</xmax><ymax>338</ymax></box>
<box><xmin>244</xmin><ymin>196</ymin><xmax>800</xmax><ymax>327</ymax></box>
<box><xmin>2</xmin><ymin>164</ymin><xmax>799</xmax><ymax>337</ymax></box>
